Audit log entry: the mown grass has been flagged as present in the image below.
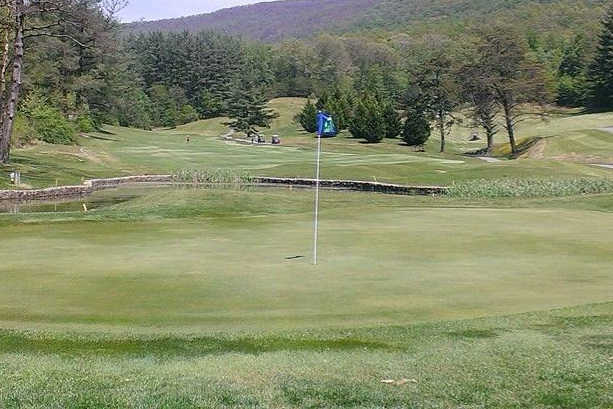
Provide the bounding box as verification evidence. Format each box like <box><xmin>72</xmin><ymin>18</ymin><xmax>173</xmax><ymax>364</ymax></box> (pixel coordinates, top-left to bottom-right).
<box><xmin>1</xmin><ymin>187</ymin><xmax>612</xmax><ymax>330</ymax></box>
<box><xmin>2</xmin><ymin>98</ymin><xmax>613</xmax><ymax>189</ymax></box>
<box><xmin>1</xmin><ymin>98</ymin><xmax>612</xmax><ymax>407</ymax></box>
<box><xmin>1</xmin><ymin>302</ymin><xmax>611</xmax><ymax>408</ymax></box>
<box><xmin>0</xmin><ymin>187</ymin><xmax>611</xmax><ymax>407</ymax></box>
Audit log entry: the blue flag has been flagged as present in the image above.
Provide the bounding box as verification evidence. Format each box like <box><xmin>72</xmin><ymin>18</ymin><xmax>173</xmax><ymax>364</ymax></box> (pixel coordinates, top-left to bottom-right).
<box><xmin>316</xmin><ymin>111</ymin><xmax>337</xmax><ymax>137</ymax></box>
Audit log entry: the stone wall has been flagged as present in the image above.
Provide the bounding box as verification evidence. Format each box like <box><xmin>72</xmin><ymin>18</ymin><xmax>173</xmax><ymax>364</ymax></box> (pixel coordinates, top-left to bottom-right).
<box><xmin>85</xmin><ymin>175</ymin><xmax>173</xmax><ymax>189</ymax></box>
<box><xmin>0</xmin><ymin>175</ymin><xmax>447</xmax><ymax>202</ymax></box>
<box><xmin>254</xmin><ymin>177</ymin><xmax>448</xmax><ymax>195</ymax></box>
<box><xmin>0</xmin><ymin>175</ymin><xmax>172</xmax><ymax>201</ymax></box>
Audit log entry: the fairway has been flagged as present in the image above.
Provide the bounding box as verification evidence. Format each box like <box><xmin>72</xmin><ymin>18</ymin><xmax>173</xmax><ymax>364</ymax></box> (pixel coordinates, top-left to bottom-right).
<box><xmin>2</xmin><ymin>188</ymin><xmax>612</xmax><ymax>331</ymax></box>
<box><xmin>4</xmin><ymin>98</ymin><xmax>613</xmax><ymax>190</ymax></box>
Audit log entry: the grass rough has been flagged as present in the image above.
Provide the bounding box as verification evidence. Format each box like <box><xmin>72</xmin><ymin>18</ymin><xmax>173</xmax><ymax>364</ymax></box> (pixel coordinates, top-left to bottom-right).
<box><xmin>448</xmin><ymin>177</ymin><xmax>613</xmax><ymax>198</ymax></box>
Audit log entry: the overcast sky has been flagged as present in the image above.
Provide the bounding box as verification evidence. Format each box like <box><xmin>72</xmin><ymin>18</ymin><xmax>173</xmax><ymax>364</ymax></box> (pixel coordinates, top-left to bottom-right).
<box><xmin>119</xmin><ymin>0</ymin><xmax>263</xmax><ymax>22</ymax></box>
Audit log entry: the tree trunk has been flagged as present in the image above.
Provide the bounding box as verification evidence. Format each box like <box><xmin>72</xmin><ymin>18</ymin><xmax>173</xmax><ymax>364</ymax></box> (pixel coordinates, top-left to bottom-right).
<box><xmin>438</xmin><ymin>111</ymin><xmax>445</xmax><ymax>153</ymax></box>
<box><xmin>0</xmin><ymin>1</ymin><xmax>24</xmax><ymax>164</ymax></box>
<box><xmin>485</xmin><ymin>127</ymin><xmax>494</xmax><ymax>156</ymax></box>
<box><xmin>0</xmin><ymin>30</ymin><xmax>10</xmax><ymax>96</ymax></box>
<box><xmin>501</xmin><ymin>101</ymin><xmax>517</xmax><ymax>155</ymax></box>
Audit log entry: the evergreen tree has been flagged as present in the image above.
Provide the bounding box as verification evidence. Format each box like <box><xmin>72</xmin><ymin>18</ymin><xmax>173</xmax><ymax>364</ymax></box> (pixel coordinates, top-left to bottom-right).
<box><xmin>348</xmin><ymin>96</ymin><xmax>386</xmax><ymax>143</ymax></box>
<box><xmin>382</xmin><ymin>103</ymin><xmax>402</xmax><ymax>138</ymax></box>
<box><xmin>225</xmin><ymin>85</ymin><xmax>278</xmax><ymax>136</ymax></box>
<box><xmin>314</xmin><ymin>86</ymin><xmax>353</xmax><ymax>131</ymax></box>
<box><xmin>402</xmin><ymin>109</ymin><xmax>431</xmax><ymax>148</ymax></box>
<box><xmin>295</xmin><ymin>99</ymin><xmax>318</xmax><ymax>133</ymax></box>
<box><xmin>588</xmin><ymin>5</ymin><xmax>613</xmax><ymax>109</ymax></box>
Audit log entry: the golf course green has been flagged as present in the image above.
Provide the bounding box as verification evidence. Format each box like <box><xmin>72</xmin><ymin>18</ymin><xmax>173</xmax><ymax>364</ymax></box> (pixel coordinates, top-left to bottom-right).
<box><xmin>1</xmin><ymin>98</ymin><xmax>612</xmax><ymax>408</ymax></box>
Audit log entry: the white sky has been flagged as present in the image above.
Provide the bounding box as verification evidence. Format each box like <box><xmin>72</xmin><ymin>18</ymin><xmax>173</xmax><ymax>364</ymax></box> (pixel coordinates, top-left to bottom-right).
<box><xmin>119</xmin><ymin>0</ymin><xmax>263</xmax><ymax>22</ymax></box>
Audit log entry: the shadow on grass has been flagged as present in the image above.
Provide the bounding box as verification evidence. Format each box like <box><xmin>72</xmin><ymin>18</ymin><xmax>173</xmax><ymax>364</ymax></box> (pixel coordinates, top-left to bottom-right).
<box><xmin>85</xmin><ymin>134</ymin><xmax>120</xmax><ymax>142</ymax></box>
<box><xmin>0</xmin><ymin>331</ymin><xmax>400</xmax><ymax>357</ymax></box>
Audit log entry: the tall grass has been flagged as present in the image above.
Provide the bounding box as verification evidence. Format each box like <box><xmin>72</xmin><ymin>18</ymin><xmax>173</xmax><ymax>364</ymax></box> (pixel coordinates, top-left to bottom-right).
<box><xmin>448</xmin><ymin>177</ymin><xmax>613</xmax><ymax>199</ymax></box>
<box><xmin>171</xmin><ymin>168</ymin><xmax>254</xmax><ymax>186</ymax></box>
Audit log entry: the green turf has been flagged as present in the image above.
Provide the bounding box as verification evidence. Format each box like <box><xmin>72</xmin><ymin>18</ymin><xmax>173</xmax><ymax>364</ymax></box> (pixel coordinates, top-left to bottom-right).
<box><xmin>2</xmin><ymin>98</ymin><xmax>613</xmax><ymax>407</ymax></box>
<box><xmin>2</xmin><ymin>98</ymin><xmax>613</xmax><ymax>189</ymax></box>
<box><xmin>1</xmin><ymin>188</ymin><xmax>613</xmax><ymax>330</ymax></box>
<box><xmin>0</xmin><ymin>187</ymin><xmax>612</xmax><ymax>407</ymax></box>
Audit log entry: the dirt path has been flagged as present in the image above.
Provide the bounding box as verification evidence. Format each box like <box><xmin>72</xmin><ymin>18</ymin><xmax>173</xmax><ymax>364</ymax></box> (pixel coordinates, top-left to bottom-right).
<box><xmin>602</xmin><ymin>127</ymin><xmax>613</xmax><ymax>133</ymax></box>
<box><xmin>477</xmin><ymin>157</ymin><xmax>502</xmax><ymax>163</ymax></box>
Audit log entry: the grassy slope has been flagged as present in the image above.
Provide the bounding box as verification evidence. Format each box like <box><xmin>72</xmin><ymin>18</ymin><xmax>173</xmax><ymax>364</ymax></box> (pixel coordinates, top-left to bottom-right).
<box><xmin>0</xmin><ymin>188</ymin><xmax>612</xmax><ymax>408</ymax></box>
<box><xmin>1</xmin><ymin>302</ymin><xmax>611</xmax><ymax>408</ymax></box>
<box><xmin>2</xmin><ymin>98</ymin><xmax>613</xmax><ymax>189</ymax></box>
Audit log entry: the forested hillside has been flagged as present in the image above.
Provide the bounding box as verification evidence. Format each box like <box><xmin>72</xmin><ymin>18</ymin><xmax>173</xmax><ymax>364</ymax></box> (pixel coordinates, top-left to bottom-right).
<box><xmin>2</xmin><ymin>0</ymin><xmax>613</xmax><ymax>164</ymax></box>
<box><xmin>125</xmin><ymin>0</ymin><xmax>609</xmax><ymax>41</ymax></box>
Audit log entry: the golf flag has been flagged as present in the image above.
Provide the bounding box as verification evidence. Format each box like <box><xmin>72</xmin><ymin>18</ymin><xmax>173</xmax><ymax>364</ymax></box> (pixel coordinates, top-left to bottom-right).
<box><xmin>317</xmin><ymin>111</ymin><xmax>337</xmax><ymax>137</ymax></box>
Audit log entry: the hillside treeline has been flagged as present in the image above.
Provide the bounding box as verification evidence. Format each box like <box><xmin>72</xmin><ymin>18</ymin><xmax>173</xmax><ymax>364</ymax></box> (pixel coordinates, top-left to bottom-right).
<box><xmin>124</xmin><ymin>0</ymin><xmax>608</xmax><ymax>43</ymax></box>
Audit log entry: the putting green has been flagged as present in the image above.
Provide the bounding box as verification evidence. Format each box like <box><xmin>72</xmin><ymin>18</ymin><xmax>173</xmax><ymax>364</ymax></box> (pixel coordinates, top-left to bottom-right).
<box><xmin>1</xmin><ymin>188</ymin><xmax>612</xmax><ymax>332</ymax></box>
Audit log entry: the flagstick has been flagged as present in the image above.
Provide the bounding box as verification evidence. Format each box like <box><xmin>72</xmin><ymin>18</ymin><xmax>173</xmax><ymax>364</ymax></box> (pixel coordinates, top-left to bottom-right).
<box><xmin>313</xmin><ymin>133</ymin><xmax>322</xmax><ymax>265</ymax></box>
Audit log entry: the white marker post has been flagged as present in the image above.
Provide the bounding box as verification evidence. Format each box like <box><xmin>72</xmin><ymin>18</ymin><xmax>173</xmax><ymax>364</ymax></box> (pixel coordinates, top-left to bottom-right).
<box><xmin>313</xmin><ymin>133</ymin><xmax>322</xmax><ymax>265</ymax></box>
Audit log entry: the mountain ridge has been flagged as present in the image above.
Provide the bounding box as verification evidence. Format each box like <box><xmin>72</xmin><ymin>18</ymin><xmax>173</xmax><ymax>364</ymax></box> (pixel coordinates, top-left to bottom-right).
<box><xmin>124</xmin><ymin>0</ymin><xmax>609</xmax><ymax>42</ymax></box>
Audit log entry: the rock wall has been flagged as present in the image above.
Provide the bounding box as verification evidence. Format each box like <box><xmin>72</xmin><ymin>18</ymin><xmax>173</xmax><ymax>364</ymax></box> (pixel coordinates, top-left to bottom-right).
<box><xmin>255</xmin><ymin>177</ymin><xmax>448</xmax><ymax>195</ymax></box>
<box><xmin>0</xmin><ymin>175</ymin><xmax>173</xmax><ymax>201</ymax></box>
<box><xmin>0</xmin><ymin>175</ymin><xmax>447</xmax><ymax>202</ymax></box>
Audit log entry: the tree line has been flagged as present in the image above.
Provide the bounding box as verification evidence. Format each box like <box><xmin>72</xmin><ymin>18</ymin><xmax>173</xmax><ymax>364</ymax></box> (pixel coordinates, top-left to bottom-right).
<box><xmin>0</xmin><ymin>1</ymin><xmax>612</xmax><ymax>163</ymax></box>
<box><xmin>294</xmin><ymin>6</ymin><xmax>613</xmax><ymax>155</ymax></box>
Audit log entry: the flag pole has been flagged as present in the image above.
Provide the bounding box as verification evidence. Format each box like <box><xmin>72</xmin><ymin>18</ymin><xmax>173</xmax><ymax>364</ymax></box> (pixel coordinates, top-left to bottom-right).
<box><xmin>313</xmin><ymin>132</ymin><xmax>322</xmax><ymax>265</ymax></box>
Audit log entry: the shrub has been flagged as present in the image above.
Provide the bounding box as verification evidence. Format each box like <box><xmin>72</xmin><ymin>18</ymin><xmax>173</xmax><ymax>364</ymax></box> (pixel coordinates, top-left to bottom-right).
<box><xmin>116</xmin><ymin>88</ymin><xmax>152</xmax><ymax>130</ymax></box>
<box><xmin>12</xmin><ymin>114</ymin><xmax>36</xmax><ymax>146</ymax></box>
<box><xmin>295</xmin><ymin>99</ymin><xmax>318</xmax><ymax>133</ymax></box>
<box><xmin>21</xmin><ymin>93</ymin><xmax>76</xmax><ymax>144</ymax></box>
<box><xmin>349</xmin><ymin>96</ymin><xmax>385</xmax><ymax>143</ymax></box>
<box><xmin>76</xmin><ymin>115</ymin><xmax>95</xmax><ymax>133</ymax></box>
<box><xmin>382</xmin><ymin>103</ymin><xmax>402</xmax><ymax>139</ymax></box>
<box><xmin>402</xmin><ymin>109</ymin><xmax>430</xmax><ymax>147</ymax></box>
<box><xmin>178</xmin><ymin>105</ymin><xmax>200</xmax><ymax>125</ymax></box>
<box><xmin>172</xmin><ymin>168</ymin><xmax>254</xmax><ymax>185</ymax></box>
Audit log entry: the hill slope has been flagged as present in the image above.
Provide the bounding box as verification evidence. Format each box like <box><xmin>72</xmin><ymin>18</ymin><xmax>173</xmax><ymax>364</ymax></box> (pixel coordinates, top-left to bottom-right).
<box><xmin>124</xmin><ymin>0</ymin><xmax>609</xmax><ymax>42</ymax></box>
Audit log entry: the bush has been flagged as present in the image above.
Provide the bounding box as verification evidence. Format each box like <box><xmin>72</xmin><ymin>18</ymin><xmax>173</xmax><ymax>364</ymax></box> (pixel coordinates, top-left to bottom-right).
<box><xmin>116</xmin><ymin>88</ymin><xmax>152</xmax><ymax>130</ymax></box>
<box><xmin>21</xmin><ymin>93</ymin><xmax>76</xmax><ymax>144</ymax></box>
<box><xmin>448</xmin><ymin>177</ymin><xmax>613</xmax><ymax>199</ymax></box>
<box><xmin>12</xmin><ymin>114</ymin><xmax>36</xmax><ymax>146</ymax></box>
<box><xmin>172</xmin><ymin>168</ymin><xmax>254</xmax><ymax>185</ymax></box>
<box><xmin>295</xmin><ymin>99</ymin><xmax>318</xmax><ymax>133</ymax></box>
<box><xmin>557</xmin><ymin>74</ymin><xmax>588</xmax><ymax>107</ymax></box>
<box><xmin>402</xmin><ymin>110</ymin><xmax>430</xmax><ymax>147</ymax></box>
<box><xmin>382</xmin><ymin>103</ymin><xmax>402</xmax><ymax>138</ymax></box>
<box><xmin>178</xmin><ymin>105</ymin><xmax>200</xmax><ymax>125</ymax></box>
<box><xmin>348</xmin><ymin>96</ymin><xmax>385</xmax><ymax>143</ymax></box>
<box><xmin>76</xmin><ymin>115</ymin><xmax>95</xmax><ymax>133</ymax></box>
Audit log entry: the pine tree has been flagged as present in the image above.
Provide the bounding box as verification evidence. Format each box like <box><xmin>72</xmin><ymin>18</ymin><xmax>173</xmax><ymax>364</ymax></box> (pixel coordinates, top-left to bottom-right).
<box><xmin>589</xmin><ymin>4</ymin><xmax>613</xmax><ymax>109</ymax></box>
<box><xmin>295</xmin><ymin>99</ymin><xmax>318</xmax><ymax>133</ymax></box>
<box><xmin>382</xmin><ymin>103</ymin><xmax>402</xmax><ymax>138</ymax></box>
<box><xmin>402</xmin><ymin>109</ymin><xmax>431</xmax><ymax>148</ymax></box>
<box><xmin>225</xmin><ymin>85</ymin><xmax>278</xmax><ymax>137</ymax></box>
<box><xmin>348</xmin><ymin>96</ymin><xmax>386</xmax><ymax>143</ymax></box>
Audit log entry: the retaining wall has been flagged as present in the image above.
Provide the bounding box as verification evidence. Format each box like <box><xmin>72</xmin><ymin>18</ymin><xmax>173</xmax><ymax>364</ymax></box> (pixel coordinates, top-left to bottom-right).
<box><xmin>0</xmin><ymin>175</ymin><xmax>173</xmax><ymax>201</ymax></box>
<box><xmin>255</xmin><ymin>177</ymin><xmax>448</xmax><ymax>195</ymax></box>
<box><xmin>0</xmin><ymin>175</ymin><xmax>447</xmax><ymax>202</ymax></box>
